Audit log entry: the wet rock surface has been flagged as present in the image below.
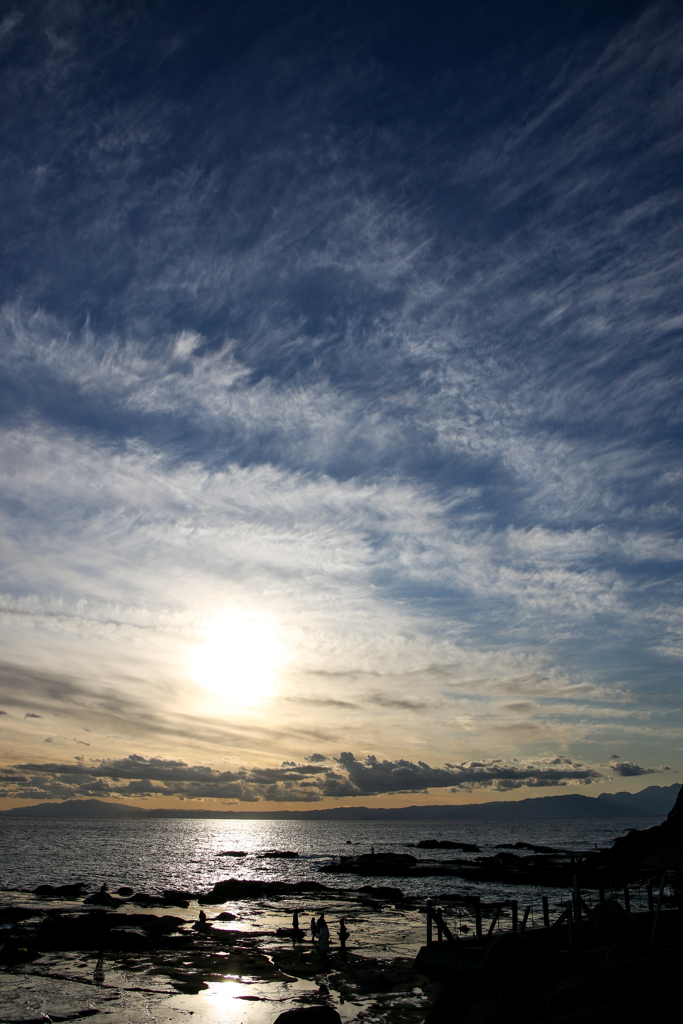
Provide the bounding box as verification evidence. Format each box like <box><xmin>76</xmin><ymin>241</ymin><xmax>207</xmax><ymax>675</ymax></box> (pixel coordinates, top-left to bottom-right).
<box><xmin>0</xmin><ymin>879</ymin><xmax>437</xmax><ymax>1023</ymax></box>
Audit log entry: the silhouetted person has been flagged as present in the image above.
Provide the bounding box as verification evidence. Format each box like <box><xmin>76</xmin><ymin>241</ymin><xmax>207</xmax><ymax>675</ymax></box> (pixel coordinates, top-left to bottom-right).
<box><xmin>193</xmin><ymin>909</ymin><xmax>208</xmax><ymax>932</ymax></box>
<box><xmin>311</xmin><ymin>915</ymin><xmax>317</xmax><ymax>942</ymax></box>
<box><xmin>293</xmin><ymin>909</ymin><xmax>299</xmax><ymax>930</ymax></box>
<box><xmin>99</xmin><ymin>882</ymin><xmax>108</xmax><ymax>895</ymax></box>
<box><xmin>338</xmin><ymin>918</ymin><xmax>349</xmax><ymax>959</ymax></box>
<box><xmin>318</xmin><ymin>918</ymin><xmax>330</xmax><ymax>964</ymax></box>
<box><xmin>94</xmin><ymin>951</ymin><xmax>105</xmax><ymax>985</ymax></box>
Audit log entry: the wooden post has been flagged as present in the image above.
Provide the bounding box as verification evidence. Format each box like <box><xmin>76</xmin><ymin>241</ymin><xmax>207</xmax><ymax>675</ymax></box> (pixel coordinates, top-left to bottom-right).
<box><xmin>520</xmin><ymin>905</ymin><xmax>531</xmax><ymax>932</ymax></box>
<box><xmin>647</xmin><ymin>884</ymin><xmax>654</xmax><ymax>912</ymax></box>
<box><xmin>566</xmin><ymin>902</ymin><xmax>573</xmax><ymax>950</ymax></box>
<box><xmin>436</xmin><ymin>907</ymin><xmax>443</xmax><ymax>945</ymax></box>
<box><xmin>649</xmin><ymin>873</ymin><xmax>666</xmax><ymax>947</ymax></box>
<box><xmin>623</xmin><ymin>886</ymin><xmax>630</xmax><ymax>913</ymax></box>
<box><xmin>572</xmin><ymin>875</ymin><xmax>581</xmax><ymax>944</ymax></box>
<box><xmin>426</xmin><ymin>900</ymin><xmax>433</xmax><ymax>947</ymax></box>
<box><xmin>542</xmin><ymin>896</ymin><xmax>549</xmax><ymax>927</ymax></box>
<box><xmin>487</xmin><ymin>905</ymin><xmax>502</xmax><ymax>938</ymax></box>
<box><xmin>475</xmin><ymin>898</ymin><xmax>482</xmax><ymax>939</ymax></box>
<box><xmin>511</xmin><ymin>900</ymin><xmax>518</xmax><ymax>933</ymax></box>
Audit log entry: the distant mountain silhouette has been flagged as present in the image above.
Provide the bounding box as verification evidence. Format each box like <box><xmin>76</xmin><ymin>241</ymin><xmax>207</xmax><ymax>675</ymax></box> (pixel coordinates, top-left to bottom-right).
<box><xmin>596</xmin><ymin>783</ymin><xmax>681</xmax><ymax>817</ymax></box>
<box><xmin>2</xmin><ymin>798</ymin><xmax>147</xmax><ymax>818</ymax></box>
<box><xmin>1</xmin><ymin>784</ymin><xmax>679</xmax><ymax>820</ymax></box>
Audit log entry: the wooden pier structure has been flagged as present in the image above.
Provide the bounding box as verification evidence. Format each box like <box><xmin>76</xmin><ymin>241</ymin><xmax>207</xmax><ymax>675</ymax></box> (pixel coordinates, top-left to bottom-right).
<box><xmin>415</xmin><ymin>871</ymin><xmax>679</xmax><ymax>971</ymax></box>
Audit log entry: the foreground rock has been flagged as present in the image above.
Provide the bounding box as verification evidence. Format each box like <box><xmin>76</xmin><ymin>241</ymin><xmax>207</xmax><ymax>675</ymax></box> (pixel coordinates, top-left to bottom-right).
<box><xmin>274</xmin><ymin>1007</ymin><xmax>341</xmax><ymax>1023</ymax></box>
<box><xmin>594</xmin><ymin>783</ymin><xmax>683</xmax><ymax>875</ymax></box>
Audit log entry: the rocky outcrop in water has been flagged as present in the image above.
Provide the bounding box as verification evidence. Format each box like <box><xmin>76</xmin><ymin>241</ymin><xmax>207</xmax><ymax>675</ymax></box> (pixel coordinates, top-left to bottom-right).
<box><xmin>319</xmin><ymin>849</ymin><xmax>595</xmax><ymax>887</ymax></box>
<box><xmin>594</xmin><ymin>783</ymin><xmax>683</xmax><ymax>874</ymax></box>
<box><xmin>411</xmin><ymin>839</ymin><xmax>480</xmax><ymax>852</ymax></box>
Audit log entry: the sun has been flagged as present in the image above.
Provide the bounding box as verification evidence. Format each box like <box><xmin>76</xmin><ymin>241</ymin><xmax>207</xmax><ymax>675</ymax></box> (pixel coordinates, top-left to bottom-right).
<box><xmin>190</xmin><ymin>609</ymin><xmax>282</xmax><ymax>707</ymax></box>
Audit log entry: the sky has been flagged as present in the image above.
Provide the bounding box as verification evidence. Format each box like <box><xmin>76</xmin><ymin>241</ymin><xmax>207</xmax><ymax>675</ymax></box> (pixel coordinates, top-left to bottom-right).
<box><xmin>0</xmin><ymin>0</ymin><xmax>682</xmax><ymax>811</ymax></box>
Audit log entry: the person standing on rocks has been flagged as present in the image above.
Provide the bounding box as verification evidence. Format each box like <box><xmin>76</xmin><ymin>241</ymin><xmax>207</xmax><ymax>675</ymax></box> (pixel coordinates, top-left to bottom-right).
<box><xmin>318</xmin><ymin>917</ymin><xmax>330</xmax><ymax>964</ymax></box>
<box><xmin>310</xmin><ymin>915</ymin><xmax>317</xmax><ymax>942</ymax></box>
<box><xmin>338</xmin><ymin>918</ymin><xmax>349</xmax><ymax>959</ymax></box>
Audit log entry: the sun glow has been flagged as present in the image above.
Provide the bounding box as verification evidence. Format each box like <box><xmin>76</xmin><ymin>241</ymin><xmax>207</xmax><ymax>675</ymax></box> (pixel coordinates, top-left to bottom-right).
<box><xmin>190</xmin><ymin>609</ymin><xmax>283</xmax><ymax>707</ymax></box>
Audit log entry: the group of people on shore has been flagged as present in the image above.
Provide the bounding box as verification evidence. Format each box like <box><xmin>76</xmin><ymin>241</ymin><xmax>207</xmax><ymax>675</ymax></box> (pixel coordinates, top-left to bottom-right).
<box><xmin>292</xmin><ymin>910</ymin><xmax>349</xmax><ymax>961</ymax></box>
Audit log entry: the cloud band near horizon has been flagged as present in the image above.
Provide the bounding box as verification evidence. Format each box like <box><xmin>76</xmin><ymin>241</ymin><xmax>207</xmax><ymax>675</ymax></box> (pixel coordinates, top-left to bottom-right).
<box><xmin>0</xmin><ymin>752</ymin><xmax>672</xmax><ymax>806</ymax></box>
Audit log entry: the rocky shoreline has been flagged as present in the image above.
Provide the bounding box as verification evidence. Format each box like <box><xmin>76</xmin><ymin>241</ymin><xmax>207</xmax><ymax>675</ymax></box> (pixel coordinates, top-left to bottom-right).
<box><xmin>3</xmin><ymin>792</ymin><xmax>683</xmax><ymax>1022</ymax></box>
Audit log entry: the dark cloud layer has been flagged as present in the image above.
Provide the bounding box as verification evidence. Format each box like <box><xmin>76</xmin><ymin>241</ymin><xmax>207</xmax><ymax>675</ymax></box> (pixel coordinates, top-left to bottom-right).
<box><xmin>1</xmin><ymin>752</ymin><xmax>670</xmax><ymax>805</ymax></box>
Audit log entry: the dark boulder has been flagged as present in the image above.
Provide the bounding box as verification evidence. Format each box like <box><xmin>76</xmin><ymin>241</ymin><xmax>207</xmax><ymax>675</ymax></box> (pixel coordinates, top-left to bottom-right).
<box><xmin>130</xmin><ymin>892</ymin><xmax>187</xmax><ymax>907</ymax></box>
<box><xmin>162</xmin><ymin>890</ymin><xmax>194</xmax><ymax>905</ymax></box>
<box><xmin>494</xmin><ymin>842</ymin><xmax>560</xmax><ymax>854</ymax></box>
<box><xmin>35</xmin><ymin>909</ymin><xmax>186</xmax><ymax>951</ymax></box>
<box><xmin>276</xmin><ymin>927</ymin><xmax>306</xmax><ymax>940</ymax></box>
<box><xmin>273</xmin><ymin>1007</ymin><xmax>342</xmax><ymax>1024</ymax></box>
<box><xmin>33</xmin><ymin>883</ymin><xmax>88</xmax><ymax>898</ymax></box>
<box><xmin>0</xmin><ymin>906</ymin><xmax>40</xmax><ymax>924</ymax></box>
<box><xmin>84</xmin><ymin>892</ymin><xmax>124</xmax><ymax>908</ymax></box>
<box><xmin>0</xmin><ymin>938</ymin><xmax>41</xmax><ymax>964</ymax></box>
<box><xmin>115</xmin><ymin>913</ymin><xmax>185</xmax><ymax>933</ymax></box>
<box><xmin>198</xmin><ymin>878</ymin><xmax>331</xmax><ymax>903</ymax></box>
<box><xmin>320</xmin><ymin>852</ymin><xmax>416</xmax><ymax>876</ymax></box>
<box><xmin>415</xmin><ymin>839</ymin><xmax>480</xmax><ymax>852</ymax></box>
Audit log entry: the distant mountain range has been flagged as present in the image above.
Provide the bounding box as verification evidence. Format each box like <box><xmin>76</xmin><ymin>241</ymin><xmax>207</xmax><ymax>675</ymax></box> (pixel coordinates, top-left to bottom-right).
<box><xmin>1</xmin><ymin>783</ymin><xmax>679</xmax><ymax>820</ymax></box>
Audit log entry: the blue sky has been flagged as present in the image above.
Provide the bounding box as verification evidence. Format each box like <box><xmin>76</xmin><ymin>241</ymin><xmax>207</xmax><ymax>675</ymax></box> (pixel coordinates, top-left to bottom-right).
<box><xmin>0</xmin><ymin>0</ymin><xmax>682</xmax><ymax>808</ymax></box>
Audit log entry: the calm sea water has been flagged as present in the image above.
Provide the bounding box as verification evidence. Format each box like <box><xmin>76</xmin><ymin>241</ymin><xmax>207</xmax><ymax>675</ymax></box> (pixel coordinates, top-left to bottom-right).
<box><xmin>0</xmin><ymin>814</ymin><xmax>664</xmax><ymax>902</ymax></box>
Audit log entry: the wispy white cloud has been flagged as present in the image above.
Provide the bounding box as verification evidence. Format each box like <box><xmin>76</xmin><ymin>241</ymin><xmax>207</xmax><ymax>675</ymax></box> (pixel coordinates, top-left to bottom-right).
<box><xmin>0</xmin><ymin>2</ymin><xmax>682</xmax><ymax>800</ymax></box>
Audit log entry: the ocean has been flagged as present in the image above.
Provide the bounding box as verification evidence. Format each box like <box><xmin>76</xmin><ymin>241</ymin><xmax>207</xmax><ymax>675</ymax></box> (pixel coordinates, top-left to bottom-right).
<box><xmin>0</xmin><ymin>813</ymin><xmax>663</xmax><ymax>899</ymax></box>
<box><xmin>0</xmin><ymin>814</ymin><xmax>665</xmax><ymax>1023</ymax></box>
